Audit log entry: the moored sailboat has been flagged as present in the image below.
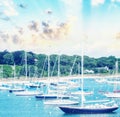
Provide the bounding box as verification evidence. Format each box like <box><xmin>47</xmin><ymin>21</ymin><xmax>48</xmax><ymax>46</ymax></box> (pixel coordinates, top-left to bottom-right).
<box><xmin>44</xmin><ymin>99</ymin><xmax>79</xmax><ymax>106</ymax></box>
<box><xmin>13</xmin><ymin>90</ymin><xmax>42</xmax><ymax>96</ymax></box>
<box><xmin>43</xmin><ymin>55</ymin><xmax>79</xmax><ymax>105</ymax></box>
<box><xmin>104</xmin><ymin>60</ymin><xmax>120</xmax><ymax>98</ymax></box>
<box><xmin>59</xmin><ymin>103</ymin><xmax>118</xmax><ymax>114</ymax></box>
<box><xmin>35</xmin><ymin>55</ymin><xmax>70</xmax><ymax>99</ymax></box>
<box><xmin>59</xmin><ymin>44</ymin><xmax>119</xmax><ymax>114</ymax></box>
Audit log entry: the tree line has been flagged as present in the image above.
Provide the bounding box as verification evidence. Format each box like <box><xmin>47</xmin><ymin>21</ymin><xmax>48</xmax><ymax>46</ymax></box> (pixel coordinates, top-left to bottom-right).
<box><xmin>0</xmin><ymin>50</ymin><xmax>119</xmax><ymax>78</ymax></box>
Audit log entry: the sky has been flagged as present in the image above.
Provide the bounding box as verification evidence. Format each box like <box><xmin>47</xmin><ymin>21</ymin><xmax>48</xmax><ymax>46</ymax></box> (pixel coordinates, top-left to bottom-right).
<box><xmin>0</xmin><ymin>0</ymin><xmax>120</xmax><ymax>57</ymax></box>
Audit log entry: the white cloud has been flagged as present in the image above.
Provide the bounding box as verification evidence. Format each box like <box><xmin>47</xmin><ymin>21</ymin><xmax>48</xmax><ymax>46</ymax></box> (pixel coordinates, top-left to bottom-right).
<box><xmin>112</xmin><ymin>0</ymin><xmax>120</xmax><ymax>2</ymax></box>
<box><xmin>111</xmin><ymin>0</ymin><xmax>116</xmax><ymax>2</ymax></box>
<box><xmin>0</xmin><ymin>0</ymin><xmax>18</xmax><ymax>16</ymax></box>
<box><xmin>60</xmin><ymin>0</ymin><xmax>82</xmax><ymax>18</ymax></box>
<box><xmin>91</xmin><ymin>0</ymin><xmax>105</xmax><ymax>6</ymax></box>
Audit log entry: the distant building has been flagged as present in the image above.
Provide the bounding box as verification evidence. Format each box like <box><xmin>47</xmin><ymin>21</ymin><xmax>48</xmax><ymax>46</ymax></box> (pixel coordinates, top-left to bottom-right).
<box><xmin>95</xmin><ymin>66</ymin><xmax>110</xmax><ymax>73</ymax></box>
<box><xmin>96</xmin><ymin>66</ymin><xmax>109</xmax><ymax>71</ymax></box>
<box><xmin>84</xmin><ymin>69</ymin><xmax>94</xmax><ymax>74</ymax></box>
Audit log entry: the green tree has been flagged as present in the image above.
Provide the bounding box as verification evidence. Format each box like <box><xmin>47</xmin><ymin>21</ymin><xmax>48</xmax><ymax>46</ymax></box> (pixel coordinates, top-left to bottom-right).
<box><xmin>3</xmin><ymin>65</ymin><xmax>13</xmax><ymax>78</ymax></box>
<box><xmin>3</xmin><ymin>53</ymin><xmax>14</xmax><ymax>65</ymax></box>
<box><xmin>27</xmin><ymin>51</ymin><xmax>36</xmax><ymax>65</ymax></box>
<box><xmin>12</xmin><ymin>51</ymin><xmax>24</xmax><ymax>65</ymax></box>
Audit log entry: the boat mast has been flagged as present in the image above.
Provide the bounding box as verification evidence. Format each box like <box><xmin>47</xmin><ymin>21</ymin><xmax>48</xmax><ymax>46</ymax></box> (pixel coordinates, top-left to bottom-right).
<box><xmin>47</xmin><ymin>54</ymin><xmax>50</xmax><ymax>93</ymax></box>
<box><xmin>81</xmin><ymin>43</ymin><xmax>84</xmax><ymax>107</ymax></box>
<box><xmin>48</xmin><ymin>55</ymin><xmax>50</xmax><ymax>78</ymax></box>
<box><xmin>25</xmin><ymin>51</ymin><xmax>27</xmax><ymax>79</ymax></box>
<box><xmin>115</xmin><ymin>60</ymin><xmax>118</xmax><ymax>76</ymax></box>
<box><xmin>114</xmin><ymin>60</ymin><xmax>119</xmax><ymax>90</ymax></box>
<box><xmin>58</xmin><ymin>55</ymin><xmax>60</xmax><ymax>78</ymax></box>
<box><xmin>57</xmin><ymin>54</ymin><xmax>60</xmax><ymax>99</ymax></box>
<box><xmin>0</xmin><ymin>65</ymin><xmax>3</xmax><ymax>79</ymax></box>
<box><xmin>13</xmin><ymin>63</ymin><xmax>16</xmax><ymax>79</ymax></box>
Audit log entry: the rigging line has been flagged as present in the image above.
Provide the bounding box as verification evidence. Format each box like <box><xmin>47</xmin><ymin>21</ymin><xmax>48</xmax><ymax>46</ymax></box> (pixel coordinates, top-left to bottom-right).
<box><xmin>40</xmin><ymin>56</ymin><xmax>47</xmax><ymax>78</ymax></box>
<box><xmin>69</xmin><ymin>55</ymin><xmax>77</xmax><ymax>76</ymax></box>
<box><xmin>51</xmin><ymin>56</ymin><xmax>58</xmax><ymax>77</ymax></box>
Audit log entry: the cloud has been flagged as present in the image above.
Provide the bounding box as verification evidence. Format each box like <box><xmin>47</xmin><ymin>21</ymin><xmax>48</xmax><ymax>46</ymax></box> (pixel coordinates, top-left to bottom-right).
<box><xmin>108</xmin><ymin>0</ymin><xmax>120</xmax><ymax>9</ymax></box>
<box><xmin>41</xmin><ymin>20</ymin><xmax>72</xmax><ymax>40</ymax></box>
<box><xmin>91</xmin><ymin>0</ymin><xmax>105</xmax><ymax>6</ymax></box>
<box><xmin>115</xmin><ymin>32</ymin><xmax>120</xmax><ymax>39</ymax></box>
<box><xmin>42</xmin><ymin>21</ymin><xmax>49</xmax><ymax>27</ymax></box>
<box><xmin>61</xmin><ymin>0</ymin><xmax>82</xmax><ymax>17</ymax></box>
<box><xmin>111</xmin><ymin>0</ymin><xmax>120</xmax><ymax>2</ymax></box>
<box><xmin>12</xmin><ymin>35</ymin><xmax>19</xmax><ymax>44</ymax></box>
<box><xmin>0</xmin><ymin>31</ymin><xmax>9</xmax><ymax>42</ymax></box>
<box><xmin>17</xmin><ymin>27</ymin><xmax>24</xmax><ymax>35</ymax></box>
<box><xmin>0</xmin><ymin>15</ymin><xmax>10</xmax><ymax>21</ymax></box>
<box><xmin>28</xmin><ymin>21</ymin><xmax>39</xmax><ymax>32</ymax></box>
<box><xmin>18</xmin><ymin>4</ymin><xmax>27</xmax><ymax>9</ymax></box>
<box><xmin>45</xmin><ymin>9</ymin><xmax>52</xmax><ymax>15</ymax></box>
<box><xmin>0</xmin><ymin>0</ymin><xmax>18</xmax><ymax>16</ymax></box>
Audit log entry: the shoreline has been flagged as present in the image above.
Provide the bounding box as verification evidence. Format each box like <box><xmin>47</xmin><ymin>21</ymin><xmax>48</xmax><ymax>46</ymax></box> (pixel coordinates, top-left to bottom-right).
<box><xmin>0</xmin><ymin>74</ymin><xmax>120</xmax><ymax>84</ymax></box>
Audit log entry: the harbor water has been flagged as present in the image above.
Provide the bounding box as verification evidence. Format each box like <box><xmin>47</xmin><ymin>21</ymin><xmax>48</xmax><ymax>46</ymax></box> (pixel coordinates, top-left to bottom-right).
<box><xmin>0</xmin><ymin>78</ymin><xmax>120</xmax><ymax>117</ymax></box>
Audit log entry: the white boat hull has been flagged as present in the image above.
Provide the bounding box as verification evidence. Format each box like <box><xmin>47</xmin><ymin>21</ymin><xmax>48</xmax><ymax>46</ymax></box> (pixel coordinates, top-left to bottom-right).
<box><xmin>14</xmin><ymin>91</ymin><xmax>42</xmax><ymax>96</ymax></box>
<box><xmin>59</xmin><ymin>104</ymin><xmax>119</xmax><ymax>114</ymax></box>
<box><xmin>104</xmin><ymin>92</ymin><xmax>120</xmax><ymax>98</ymax></box>
<box><xmin>44</xmin><ymin>99</ymin><xmax>79</xmax><ymax>105</ymax></box>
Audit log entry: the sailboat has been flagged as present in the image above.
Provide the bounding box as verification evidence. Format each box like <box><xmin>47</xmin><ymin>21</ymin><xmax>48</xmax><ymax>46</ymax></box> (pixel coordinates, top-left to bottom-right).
<box><xmin>13</xmin><ymin>90</ymin><xmax>42</xmax><ymax>96</ymax></box>
<box><xmin>13</xmin><ymin>53</ymin><xmax>43</xmax><ymax>96</ymax></box>
<box><xmin>0</xmin><ymin>65</ymin><xmax>11</xmax><ymax>90</ymax></box>
<box><xmin>43</xmin><ymin>55</ymin><xmax>79</xmax><ymax>105</ymax></box>
<box><xmin>104</xmin><ymin>60</ymin><xmax>120</xmax><ymax>98</ymax></box>
<box><xmin>59</xmin><ymin>44</ymin><xmax>119</xmax><ymax>114</ymax></box>
<box><xmin>35</xmin><ymin>55</ymin><xmax>70</xmax><ymax>99</ymax></box>
<box><xmin>0</xmin><ymin>83</ymin><xmax>11</xmax><ymax>91</ymax></box>
<box><xmin>9</xmin><ymin>63</ymin><xmax>25</xmax><ymax>93</ymax></box>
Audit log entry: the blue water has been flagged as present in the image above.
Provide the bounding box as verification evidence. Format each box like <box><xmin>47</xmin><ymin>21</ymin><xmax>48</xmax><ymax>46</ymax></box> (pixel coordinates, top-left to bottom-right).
<box><xmin>0</xmin><ymin>78</ymin><xmax>120</xmax><ymax>117</ymax></box>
